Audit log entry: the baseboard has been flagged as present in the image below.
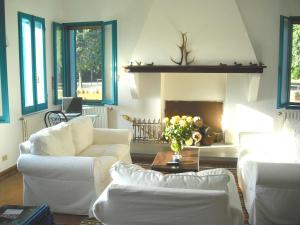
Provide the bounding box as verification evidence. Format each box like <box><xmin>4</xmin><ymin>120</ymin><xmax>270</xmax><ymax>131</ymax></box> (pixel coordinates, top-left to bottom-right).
<box><xmin>0</xmin><ymin>165</ymin><xmax>18</xmax><ymax>181</ymax></box>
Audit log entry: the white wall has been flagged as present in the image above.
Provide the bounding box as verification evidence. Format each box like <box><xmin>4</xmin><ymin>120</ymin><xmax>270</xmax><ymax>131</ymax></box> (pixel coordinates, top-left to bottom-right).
<box><xmin>1</xmin><ymin>0</ymin><xmax>300</xmax><ymax>171</ymax></box>
<box><xmin>162</xmin><ymin>73</ymin><xmax>226</xmax><ymax>102</ymax></box>
<box><xmin>0</xmin><ymin>0</ymin><xmax>63</xmax><ymax>172</ymax></box>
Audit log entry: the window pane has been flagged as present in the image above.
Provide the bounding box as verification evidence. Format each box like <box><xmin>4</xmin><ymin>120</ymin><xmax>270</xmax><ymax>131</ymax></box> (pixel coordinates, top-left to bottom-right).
<box><xmin>55</xmin><ymin>26</ymin><xmax>63</xmax><ymax>100</ymax></box>
<box><xmin>104</xmin><ymin>24</ymin><xmax>113</xmax><ymax>101</ymax></box>
<box><xmin>75</xmin><ymin>27</ymin><xmax>103</xmax><ymax>101</ymax></box>
<box><xmin>290</xmin><ymin>23</ymin><xmax>300</xmax><ymax>103</ymax></box>
<box><xmin>0</xmin><ymin>77</ymin><xmax>2</xmax><ymax>115</ymax></box>
<box><xmin>69</xmin><ymin>30</ymin><xmax>77</xmax><ymax>96</ymax></box>
<box><xmin>21</xmin><ymin>18</ymin><xmax>34</xmax><ymax>107</ymax></box>
<box><xmin>35</xmin><ymin>20</ymin><xmax>45</xmax><ymax>104</ymax></box>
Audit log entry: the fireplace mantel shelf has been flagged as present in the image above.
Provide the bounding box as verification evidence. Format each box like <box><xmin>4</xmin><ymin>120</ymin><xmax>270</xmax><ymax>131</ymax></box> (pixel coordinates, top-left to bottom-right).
<box><xmin>124</xmin><ymin>64</ymin><xmax>266</xmax><ymax>74</ymax></box>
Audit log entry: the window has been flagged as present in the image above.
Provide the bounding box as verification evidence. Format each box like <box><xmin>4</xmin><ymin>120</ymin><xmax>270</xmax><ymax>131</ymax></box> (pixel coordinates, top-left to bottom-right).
<box><xmin>53</xmin><ymin>23</ymin><xmax>64</xmax><ymax>104</ymax></box>
<box><xmin>0</xmin><ymin>0</ymin><xmax>10</xmax><ymax>122</ymax></box>
<box><xmin>18</xmin><ymin>12</ymin><xmax>47</xmax><ymax>115</ymax></box>
<box><xmin>53</xmin><ymin>21</ymin><xmax>117</xmax><ymax>105</ymax></box>
<box><xmin>277</xmin><ymin>16</ymin><xmax>300</xmax><ymax>108</ymax></box>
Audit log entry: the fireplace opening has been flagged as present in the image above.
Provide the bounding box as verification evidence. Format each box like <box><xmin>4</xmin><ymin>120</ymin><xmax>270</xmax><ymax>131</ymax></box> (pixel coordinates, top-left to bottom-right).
<box><xmin>164</xmin><ymin>101</ymin><xmax>224</xmax><ymax>145</ymax></box>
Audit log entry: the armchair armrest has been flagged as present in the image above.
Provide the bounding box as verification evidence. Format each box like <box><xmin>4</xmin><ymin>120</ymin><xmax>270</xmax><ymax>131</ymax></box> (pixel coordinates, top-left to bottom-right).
<box><xmin>93</xmin><ymin>128</ymin><xmax>132</xmax><ymax>145</ymax></box>
<box><xmin>256</xmin><ymin>162</ymin><xmax>300</xmax><ymax>188</ymax></box>
<box><xmin>17</xmin><ymin>154</ymin><xmax>100</xmax><ymax>180</ymax></box>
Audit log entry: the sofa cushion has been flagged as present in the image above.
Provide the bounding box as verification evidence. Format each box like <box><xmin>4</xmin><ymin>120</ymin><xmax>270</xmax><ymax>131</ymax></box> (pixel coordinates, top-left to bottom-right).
<box><xmin>111</xmin><ymin>161</ymin><xmax>162</xmax><ymax>186</ymax></box>
<box><xmin>79</xmin><ymin>144</ymin><xmax>129</xmax><ymax>160</ymax></box>
<box><xmin>110</xmin><ymin>161</ymin><xmax>230</xmax><ymax>191</ymax></box>
<box><xmin>68</xmin><ymin>116</ymin><xmax>93</xmax><ymax>154</ymax></box>
<box><xmin>29</xmin><ymin>122</ymin><xmax>76</xmax><ymax>156</ymax></box>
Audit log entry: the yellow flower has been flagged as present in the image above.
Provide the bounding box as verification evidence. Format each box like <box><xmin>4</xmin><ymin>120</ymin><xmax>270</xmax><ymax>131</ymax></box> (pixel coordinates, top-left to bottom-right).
<box><xmin>181</xmin><ymin>115</ymin><xmax>187</xmax><ymax>120</ymax></box>
<box><xmin>193</xmin><ymin>116</ymin><xmax>203</xmax><ymax>127</ymax></box>
<box><xmin>163</xmin><ymin>117</ymin><xmax>170</xmax><ymax>123</ymax></box>
<box><xmin>179</xmin><ymin>119</ymin><xmax>187</xmax><ymax>127</ymax></box>
<box><xmin>185</xmin><ymin>138</ymin><xmax>193</xmax><ymax>146</ymax></box>
<box><xmin>171</xmin><ymin>115</ymin><xmax>181</xmax><ymax>124</ymax></box>
<box><xmin>192</xmin><ymin>131</ymin><xmax>202</xmax><ymax>144</ymax></box>
<box><xmin>186</xmin><ymin>116</ymin><xmax>193</xmax><ymax>123</ymax></box>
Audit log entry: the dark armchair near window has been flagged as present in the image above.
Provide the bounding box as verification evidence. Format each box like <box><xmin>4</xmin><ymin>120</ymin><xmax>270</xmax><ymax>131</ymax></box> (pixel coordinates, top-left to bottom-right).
<box><xmin>44</xmin><ymin>111</ymin><xmax>68</xmax><ymax>127</ymax></box>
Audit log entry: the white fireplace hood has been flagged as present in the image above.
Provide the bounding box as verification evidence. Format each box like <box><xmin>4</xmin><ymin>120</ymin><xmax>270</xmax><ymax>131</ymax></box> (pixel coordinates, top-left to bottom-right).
<box><xmin>125</xmin><ymin>0</ymin><xmax>262</xmax><ymax>102</ymax></box>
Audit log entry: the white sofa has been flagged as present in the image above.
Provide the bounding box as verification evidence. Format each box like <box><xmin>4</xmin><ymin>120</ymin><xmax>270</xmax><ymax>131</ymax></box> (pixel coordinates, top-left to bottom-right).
<box><xmin>238</xmin><ymin>118</ymin><xmax>300</xmax><ymax>225</ymax></box>
<box><xmin>17</xmin><ymin>116</ymin><xmax>132</xmax><ymax>215</ymax></box>
<box><xmin>93</xmin><ymin>162</ymin><xmax>244</xmax><ymax>225</ymax></box>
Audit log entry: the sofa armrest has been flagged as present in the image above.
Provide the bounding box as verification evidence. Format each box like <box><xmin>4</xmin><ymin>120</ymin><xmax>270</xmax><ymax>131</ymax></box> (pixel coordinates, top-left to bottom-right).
<box><xmin>256</xmin><ymin>162</ymin><xmax>300</xmax><ymax>188</ymax></box>
<box><xmin>93</xmin><ymin>128</ymin><xmax>132</xmax><ymax>145</ymax></box>
<box><xmin>17</xmin><ymin>154</ymin><xmax>99</xmax><ymax>180</ymax></box>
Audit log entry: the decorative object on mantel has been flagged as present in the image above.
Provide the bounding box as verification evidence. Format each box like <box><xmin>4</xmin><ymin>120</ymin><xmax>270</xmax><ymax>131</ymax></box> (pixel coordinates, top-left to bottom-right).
<box><xmin>130</xmin><ymin>61</ymin><xmax>154</xmax><ymax>66</ymax></box>
<box><xmin>135</xmin><ymin>60</ymin><xmax>142</xmax><ymax>66</ymax></box>
<box><xmin>124</xmin><ymin>64</ymin><xmax>266</xmax><ymax>73</ymax></box>
<box><xmin>170</xmin><ymin>32</ymin><xmax>195</xmax><ymax>65</ymax></box>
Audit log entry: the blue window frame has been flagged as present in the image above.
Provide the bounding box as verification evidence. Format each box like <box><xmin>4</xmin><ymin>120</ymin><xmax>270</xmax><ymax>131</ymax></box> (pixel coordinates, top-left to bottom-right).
<box><xmin>18</xmin><ymin>12</ymin><xmax>47</xmax><ymax>115</ymax></box>
<box><xmin>52</xmin><ymin>20</ymin><xmax>117</xmax><ymax>105</ymax></box>
<box><xmin>277</xmin><ymin>15</ymin><xmax>300</xmax><ymax>109</ymax></box>
<box><xmin>0</xmin><ymin>0</ymin><xmax>10</xmax><ymax>123</ymax></box>
<box><xmin>53</xmin><ymin>23</ymin><xmax>65</xmax><ymax>105</ymax></box>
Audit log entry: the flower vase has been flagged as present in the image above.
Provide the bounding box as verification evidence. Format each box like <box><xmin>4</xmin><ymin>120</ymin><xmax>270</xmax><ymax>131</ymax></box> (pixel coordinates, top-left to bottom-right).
<box><xmin>172</xmin><ymin>152</ymin><xmax>182</xmax><ymax>163</ymax></box>
<box><xmin>170</xmin><ymin>140</ymin><xmax>183</xmax><ymax>162</ymax></box>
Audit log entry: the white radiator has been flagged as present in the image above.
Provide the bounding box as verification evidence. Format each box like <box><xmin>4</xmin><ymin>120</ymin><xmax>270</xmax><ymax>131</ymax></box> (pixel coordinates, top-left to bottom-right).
<box><xmin>283</xmin><ymin>110</ymin><xmax>300</xmax><ymax>121</ymax></box>
<box><xmin>20</xmin><ymin>113</ymin><xmax>46</xmax><ymax>141</ymax></box>
<box><xmin>82</xmin><ymin>106</ymin><xmax>109</xmax><ymax>128</ymax></box>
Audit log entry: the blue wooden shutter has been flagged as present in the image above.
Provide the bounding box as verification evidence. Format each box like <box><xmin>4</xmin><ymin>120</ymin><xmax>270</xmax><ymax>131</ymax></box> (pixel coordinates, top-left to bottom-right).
<box><xmin>103</xmin><ymin>20</ymin><xmax>118</xmax><ymax>105</ymax></box>
<box><xmin>277</xmin><ymin>15</ymin><xmax>291</xmax><ymax>108</ymax></box>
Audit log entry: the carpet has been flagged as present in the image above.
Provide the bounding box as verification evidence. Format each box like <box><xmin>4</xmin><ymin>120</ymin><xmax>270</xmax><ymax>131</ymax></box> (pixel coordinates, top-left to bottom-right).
<box><xmin>79</xmin><ymin>165</ymin><xmax>250</xmax><ymax>225</ymax></box>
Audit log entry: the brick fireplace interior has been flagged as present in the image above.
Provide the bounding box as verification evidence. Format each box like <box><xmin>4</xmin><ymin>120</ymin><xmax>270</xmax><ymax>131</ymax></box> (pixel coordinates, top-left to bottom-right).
<box><xmin>164</xmin><ymin>101</ymin><xmax>223</xmax><ymax>132</ymax></box>
<box><xmin>164</xmin><ymin>100</ymin><xmax>224</xmax><ymax>144</ymax></box>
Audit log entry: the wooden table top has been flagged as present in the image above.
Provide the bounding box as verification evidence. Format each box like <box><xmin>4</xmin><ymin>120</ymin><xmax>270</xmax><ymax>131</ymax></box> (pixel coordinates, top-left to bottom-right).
<box><xmin>151</xmin><ymin>148</ymin><xmax>199</xmax><ymax>173</ymax></box>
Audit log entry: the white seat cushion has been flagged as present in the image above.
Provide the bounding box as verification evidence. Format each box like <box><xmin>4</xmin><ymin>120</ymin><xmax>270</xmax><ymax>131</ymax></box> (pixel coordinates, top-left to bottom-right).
<box><xmin>29</xmin><ymin>122</ymin><xmax>76</xmax><ymax>156</ymax></box>
<box><xmin>68</xmin><ymin>116</ymin><xmax>93</xmax><ymax>154</ymax></box>
<box><xmin>110</xmin><ymin>161</ymin><xmax>230</xmax><ymax>191</ymax></box>
<box><xmin>79</xmin><ymin>144</ymin><xmax>129</xmax><ymax>160</ymax></box>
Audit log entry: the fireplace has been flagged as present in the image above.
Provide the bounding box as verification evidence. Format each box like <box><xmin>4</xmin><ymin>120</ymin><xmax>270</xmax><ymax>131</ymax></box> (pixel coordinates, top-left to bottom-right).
<box><xmin>164</xmin><ymin>101</ymin><xmax>224</xmax><ymax>144</ymax></box>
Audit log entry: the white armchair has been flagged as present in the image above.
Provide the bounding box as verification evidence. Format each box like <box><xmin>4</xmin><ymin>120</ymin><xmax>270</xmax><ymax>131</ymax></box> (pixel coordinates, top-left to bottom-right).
<box><xmin>238</xmin><ymin>128</ymin><xmax>300</xmax><ymax>225</ymax></box>
<box><xmin>17</xmin><ymin>116</ymin><xmax>132</xmax><ymax>215</ymax></box>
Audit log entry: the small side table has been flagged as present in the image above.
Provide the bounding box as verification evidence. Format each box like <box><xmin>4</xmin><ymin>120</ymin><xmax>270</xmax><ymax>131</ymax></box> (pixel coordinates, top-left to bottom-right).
<box><xmin>151</xmin><ymin>148</ymin><xmax>199</xmax><ymax>173</ymax></box>
<box><xmin>0</xmin><ymin>204</ymin><xmax>54</xmax><ymax>225</ymax></box>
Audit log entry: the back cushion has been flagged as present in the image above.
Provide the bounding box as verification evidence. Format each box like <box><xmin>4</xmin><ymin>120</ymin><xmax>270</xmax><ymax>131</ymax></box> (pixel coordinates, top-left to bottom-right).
<box><xmin>110</xmin><ymin>161</ymin><xmax>163</xmax><ymax>186</ymax></box>
<box><xmin>68</xmin><ymin>116</ymin><xmax>93</xmax><ymax>154</ymax></box>
<box><xmin>29</xmin><ymin>122</ymin><xmax>76</xmax><ymax>156</ymax></box>
<box><xmin>110</xmin><ymin>161</ymin><xmax>230</xmax><ymax>191</ymax></box>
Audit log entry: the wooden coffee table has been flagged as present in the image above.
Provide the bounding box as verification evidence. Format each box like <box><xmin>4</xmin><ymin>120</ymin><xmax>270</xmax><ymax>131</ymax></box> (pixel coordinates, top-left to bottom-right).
<box><xmin>151</xmin><ymin>148</ymin><xmax>199</xmax><ymax>173</ymax></box>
